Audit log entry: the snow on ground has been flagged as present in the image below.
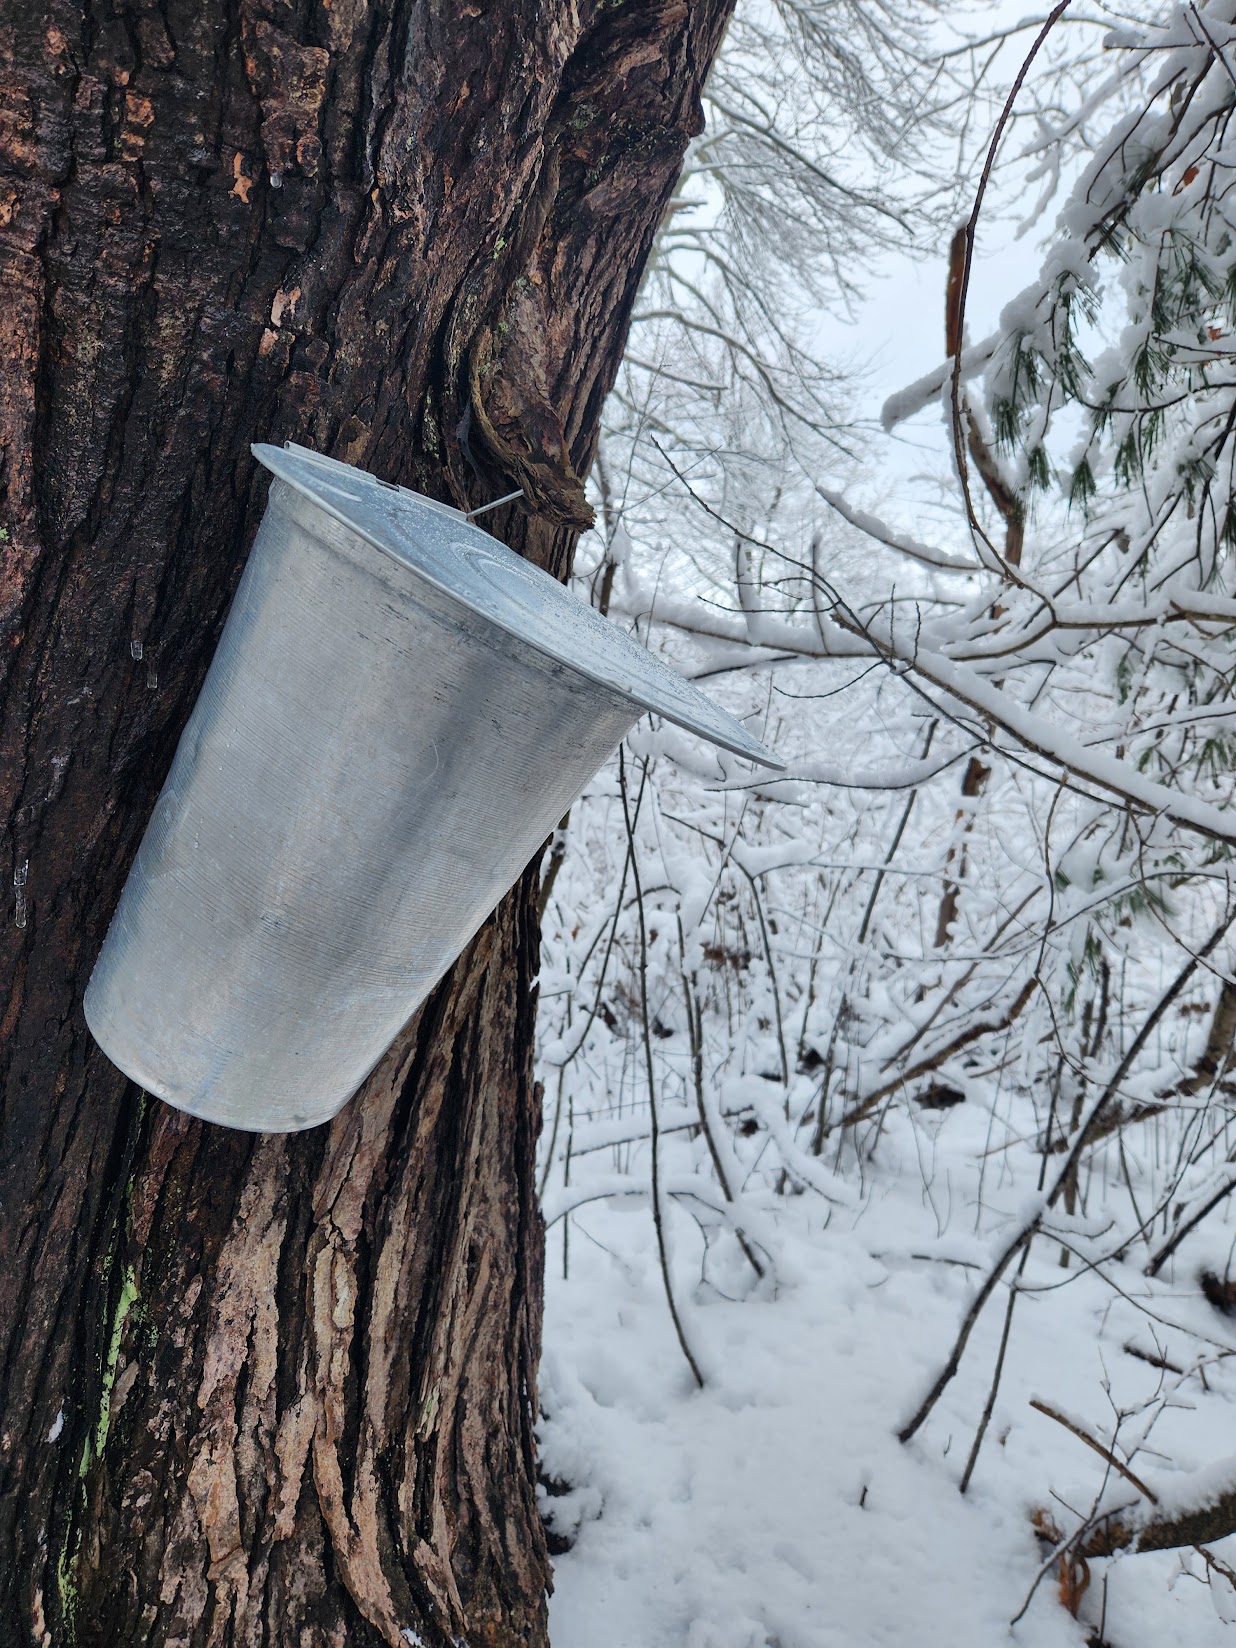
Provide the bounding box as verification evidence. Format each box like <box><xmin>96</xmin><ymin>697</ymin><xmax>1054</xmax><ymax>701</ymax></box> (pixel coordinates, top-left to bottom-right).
<box><xmin>540</xmin><ymin>1105</ymin><xmax>1236</xmax><ymax>1648</ymax></box>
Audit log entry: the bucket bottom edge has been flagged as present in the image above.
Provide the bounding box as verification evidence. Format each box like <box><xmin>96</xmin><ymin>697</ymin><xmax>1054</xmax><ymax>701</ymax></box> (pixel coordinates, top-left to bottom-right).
<box><xmin>83</xmin><ymin>1000</ymin><xmax>353</xmax><ymax>1134</ymax></box>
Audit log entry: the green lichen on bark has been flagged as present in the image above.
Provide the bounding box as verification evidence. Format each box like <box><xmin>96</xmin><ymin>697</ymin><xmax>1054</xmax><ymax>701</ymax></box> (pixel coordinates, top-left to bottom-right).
<box><xmin>56</xmin><ymin>1260</ymin><xmax>139</xmax><ymax>1641</ymax></box>
<box><xmin>84</xmin><ymin>1264</ymin><xmax>138</xmax><ymax>1475</ymax></box>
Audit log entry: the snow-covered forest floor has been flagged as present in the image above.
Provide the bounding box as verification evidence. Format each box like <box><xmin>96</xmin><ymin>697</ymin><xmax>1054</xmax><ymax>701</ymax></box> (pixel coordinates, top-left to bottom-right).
<box><xmin>541</xmin><ymin>1104</ymin><xmax>1236</xmax><ymax>1648</ymax></box>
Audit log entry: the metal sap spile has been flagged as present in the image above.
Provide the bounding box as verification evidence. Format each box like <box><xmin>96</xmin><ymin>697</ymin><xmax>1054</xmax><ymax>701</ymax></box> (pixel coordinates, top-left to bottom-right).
<box><xmin>83</xmin><ymin>442</ymin><xmax>782</xmax><ymax>1132</ymax></box>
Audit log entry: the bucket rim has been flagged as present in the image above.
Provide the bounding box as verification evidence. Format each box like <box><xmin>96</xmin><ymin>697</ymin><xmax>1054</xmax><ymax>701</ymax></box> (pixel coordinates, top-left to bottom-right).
<box><xmin>252</xmin><ymin>442</ymin><xmax>784</xmax><ymax>771</ymax></box>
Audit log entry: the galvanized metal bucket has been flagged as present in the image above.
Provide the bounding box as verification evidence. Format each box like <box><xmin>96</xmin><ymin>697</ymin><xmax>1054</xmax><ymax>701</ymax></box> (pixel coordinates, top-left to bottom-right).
<box><xmin>84</xmin><ymin>443</ymin><xmax>781</xmax><ymax>1132</ymax></box>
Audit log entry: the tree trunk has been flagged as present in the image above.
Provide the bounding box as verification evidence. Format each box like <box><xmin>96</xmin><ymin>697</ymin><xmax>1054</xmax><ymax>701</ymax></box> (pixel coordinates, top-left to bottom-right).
<box><xmin>0</xmin><ymin>2</ymin><xmax>733</xmax><ymax>1642</ymax></box>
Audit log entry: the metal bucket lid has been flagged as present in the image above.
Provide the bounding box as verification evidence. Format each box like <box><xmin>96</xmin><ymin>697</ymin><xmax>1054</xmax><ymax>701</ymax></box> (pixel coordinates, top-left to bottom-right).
<box><xmin>253</xmin><ymin>443</ymin><xmax>783</xmax><ymax>769</ymax></box>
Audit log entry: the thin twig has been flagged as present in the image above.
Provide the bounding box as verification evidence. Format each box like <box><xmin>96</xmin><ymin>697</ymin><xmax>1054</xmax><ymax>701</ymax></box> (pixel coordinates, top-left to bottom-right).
<box><xmin>620</xmin><ymin>748</ymin><xmax>706</xmax><ymax>1388</ymax></box>
<box><xmin>898</xmin><ymin>1222</ymin><xmax>1036</xmax><ymax>1443</ymax></box>
<box><xmin>949</xmin><ymin>0</ymin><xmax>1074</xmax><ymax>585</ymax></box>
<box><xmin>959</xmin><ymin>1243</ymin><xmax>1030</xmax><ymax>1492</ymax></box>
<box><xmin>1146</xmin><ymin>1171</ymin><xmax>1236</xmax><ymax>1277</ymax></box>
<box><xmin>1029</xmin><ymin>1399</ymin><xmax>1160</xmax><ymax>1503</ymax></box>
<box><xmin>679</xmin><ymin>921</ymin><xmax>766</xmax><ymax>1280</ymax></box>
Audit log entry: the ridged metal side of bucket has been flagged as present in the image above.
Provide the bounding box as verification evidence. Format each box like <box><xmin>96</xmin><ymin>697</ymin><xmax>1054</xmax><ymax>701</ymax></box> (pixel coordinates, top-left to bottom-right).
<box><xmin>85</xmin><ymin>483</ymin><xmax>637</xmax><ymax>1130</ymax></box>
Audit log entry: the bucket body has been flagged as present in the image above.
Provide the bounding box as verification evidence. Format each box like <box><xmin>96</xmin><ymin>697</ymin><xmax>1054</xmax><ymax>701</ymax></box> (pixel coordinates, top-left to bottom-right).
<box><xmin>85</xmin><ymin>479</ymin><xmax>637</xmax><ymax>1129</ymax></box>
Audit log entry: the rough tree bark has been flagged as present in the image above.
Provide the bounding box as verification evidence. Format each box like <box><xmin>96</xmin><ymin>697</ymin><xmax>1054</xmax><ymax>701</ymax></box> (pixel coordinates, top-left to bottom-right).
<box><xmin>0</xmin><ymin>2</ymin><xmax>735</xmax><ymax>1642</ymax></box>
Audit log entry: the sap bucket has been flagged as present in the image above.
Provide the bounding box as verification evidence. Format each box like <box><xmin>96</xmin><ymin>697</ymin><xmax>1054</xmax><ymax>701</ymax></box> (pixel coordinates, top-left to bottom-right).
<box><xmin>84</xmin><ymin>442</ymin><xmax>782</xmax><ymax>1132</ymax></box>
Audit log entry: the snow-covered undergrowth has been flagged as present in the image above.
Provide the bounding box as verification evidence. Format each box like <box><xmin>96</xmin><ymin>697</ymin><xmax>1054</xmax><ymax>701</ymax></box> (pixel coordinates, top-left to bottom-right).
<box><xmin>535</xmin><ymin>7</ymin><xmax>1236</xmax><ymax>1641</ymax></box>
<box><xmin>533</xmin><ymin>683</ymin><xmax>1236</xmax><ymax>1645</ymax></box>
<box><xmin>539</xmin><ymin>1096</ymin><xmax>1236</xmax><ymax>1647</ymax></box>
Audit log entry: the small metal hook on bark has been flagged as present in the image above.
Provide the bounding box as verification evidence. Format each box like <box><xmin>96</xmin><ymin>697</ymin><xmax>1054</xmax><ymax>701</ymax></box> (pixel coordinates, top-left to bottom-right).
<box><xmin>464</xmin><ymin>488</ymin><xmax>524</xmax><ymax>520</ymax></box>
